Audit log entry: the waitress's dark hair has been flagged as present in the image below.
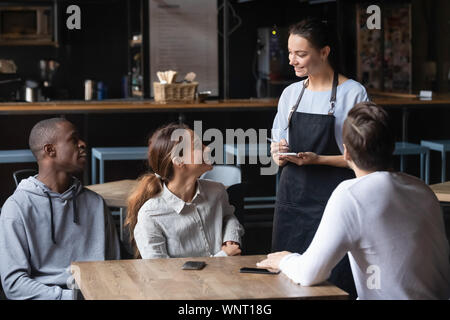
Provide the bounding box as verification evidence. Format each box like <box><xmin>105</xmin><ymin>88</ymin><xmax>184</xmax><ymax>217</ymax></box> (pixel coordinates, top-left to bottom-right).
<box><xmin>289</xmin><ymin>18</ymin><xmax>340</xmax><ymax>72</ymax></box>
<box><xmin>343</xmin><ymin>102</ymin><xmax>395</xmax><ymax>171</ymax></box>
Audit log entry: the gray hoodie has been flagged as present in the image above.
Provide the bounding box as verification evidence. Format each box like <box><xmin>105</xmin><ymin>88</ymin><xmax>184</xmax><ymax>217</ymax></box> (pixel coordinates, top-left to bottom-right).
<box><xmin>0</xmin><ymin>176</ymin><xmax>120</xmax><ymax>300</ymax></box>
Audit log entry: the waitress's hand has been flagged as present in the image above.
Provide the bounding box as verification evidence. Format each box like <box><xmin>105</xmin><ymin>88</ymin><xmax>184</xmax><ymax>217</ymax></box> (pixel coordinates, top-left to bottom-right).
<box><xmin>271</xmin><ymin>138</ymin><xmax>289</xmax><ymax>166</ymax></box>
<box><xmin>282</xmin><ymin>152</ymin><xmax>319</xmax><ymax>166</ymax></box>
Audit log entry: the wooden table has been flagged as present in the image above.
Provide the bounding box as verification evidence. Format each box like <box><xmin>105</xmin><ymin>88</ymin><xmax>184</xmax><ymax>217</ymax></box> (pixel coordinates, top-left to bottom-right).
<box><xmin>86</xmin><ymin>179</ymin><xmax>137</xmax><ymax>208</ymax></box>
<box><xmin>430</xmin><ymin>181</ymin><xmax>450</xmax><ymax>202</ymax></box>
<box><xmin>89</xmin><ymin>179</ymin><xmax>450</xmax><ymax>205</ymax></box>
<box><xmin>86</xmin><ymin>179</ymin><xmax>138</xmax><ymax>240</ymax></box>
<box><xmin>71</xmin><ymin>255</ymin><xmax>348</xmax><ymax>300</ymax></box>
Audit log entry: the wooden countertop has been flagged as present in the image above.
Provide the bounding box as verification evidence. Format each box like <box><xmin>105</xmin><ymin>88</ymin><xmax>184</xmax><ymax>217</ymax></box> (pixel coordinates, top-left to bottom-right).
<box><xmin>1</xmin><ymin>93</ymin><xmax>449</xmax><ymax>115</ymax></box>
<box><xmin>371</xmin><ymin>94</ymin><xmax>450</xmax><ymax>106</ymax></box>
<box><xmin>0</xmin><ymin>99</ymin><xmax>278</xmax><ymax>115</ymax></box>
<box><xmin>71</xmin><ymin>255</ymin><xmax>348</xmax><ymax>300</ymax></box>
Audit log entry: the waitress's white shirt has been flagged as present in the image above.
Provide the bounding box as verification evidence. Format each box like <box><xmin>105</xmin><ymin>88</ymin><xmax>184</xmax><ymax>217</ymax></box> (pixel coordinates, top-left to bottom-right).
<box><xmin>272</xmin><ymin>79</ymin><xmax>368</xmax><ymax>154</ymax></box>
<box><xmin>279</xmin><ymin>171</ymin><xmax>450</xmax><ymax>300</ymax></box>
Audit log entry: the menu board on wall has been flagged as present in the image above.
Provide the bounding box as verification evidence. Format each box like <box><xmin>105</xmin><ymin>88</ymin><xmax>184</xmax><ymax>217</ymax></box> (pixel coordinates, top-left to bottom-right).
<box><xmin>149</xmin><ymin>0</ymin><xmax>219</xmax><ymax>96</ymax></box>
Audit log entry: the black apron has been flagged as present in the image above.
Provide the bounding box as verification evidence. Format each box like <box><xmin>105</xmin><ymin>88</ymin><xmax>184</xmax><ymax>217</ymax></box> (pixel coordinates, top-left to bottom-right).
<box><xmin>272</xmin><ymin>72</ymin><xmax>357</xmax><ymax>298</ymax></box>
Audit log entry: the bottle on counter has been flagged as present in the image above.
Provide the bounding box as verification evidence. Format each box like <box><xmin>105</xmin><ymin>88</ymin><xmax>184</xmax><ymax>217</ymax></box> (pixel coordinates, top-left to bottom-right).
<box><xmin>84</xmin><ymin>79</ymin><xmax>95</xmax><ymax>101</ymax></box>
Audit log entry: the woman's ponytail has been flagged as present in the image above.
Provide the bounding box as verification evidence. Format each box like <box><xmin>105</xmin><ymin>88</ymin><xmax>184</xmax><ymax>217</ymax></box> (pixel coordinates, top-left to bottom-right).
<box><xmin>125</xmin><ymin>173</ymin><xmax>162</xmax><ymax>258</ymax></box>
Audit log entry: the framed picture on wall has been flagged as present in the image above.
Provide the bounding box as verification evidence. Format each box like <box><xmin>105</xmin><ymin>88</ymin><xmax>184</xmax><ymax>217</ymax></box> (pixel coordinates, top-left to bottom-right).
<box><xmin>356</xmin><ymin>2</ymin><xmax>412</xmax><ymax>93</ymax></box>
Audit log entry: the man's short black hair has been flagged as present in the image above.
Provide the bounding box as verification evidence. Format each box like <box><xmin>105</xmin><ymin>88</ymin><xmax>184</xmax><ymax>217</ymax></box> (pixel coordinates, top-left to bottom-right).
<box><xmin>28</xmin><ymin>118</ymin><xmax>69</xmax><ymax>160</ymax></box>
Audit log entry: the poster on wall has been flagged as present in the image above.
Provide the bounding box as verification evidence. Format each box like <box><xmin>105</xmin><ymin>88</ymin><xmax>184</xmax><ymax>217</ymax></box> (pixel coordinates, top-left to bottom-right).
<box><xmin>356</xmin><ymin>3</ymin><xmax>412</xmax><ymax>93</ymax></box>
<box><xmin>149</xmin><ymin>0</ymin><xmax>219</xmax><ymax>96</ymax></box>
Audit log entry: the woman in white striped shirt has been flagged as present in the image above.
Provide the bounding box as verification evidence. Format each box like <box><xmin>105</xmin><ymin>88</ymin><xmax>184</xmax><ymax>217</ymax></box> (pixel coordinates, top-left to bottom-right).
<box><xmin>125</xmin><ymin>123</ymin><xmax>244</xmax><ymax>259</ymax></box>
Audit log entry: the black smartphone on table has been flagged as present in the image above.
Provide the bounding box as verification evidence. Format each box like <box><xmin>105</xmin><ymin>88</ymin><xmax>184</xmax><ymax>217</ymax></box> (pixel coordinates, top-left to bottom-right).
<box><xmin>239</xmin><ymin>267</ymin><xmax>280</xmax><ymax>275</ymax></box>
<box><xmin>182</xmin><ymin>261</ymin><xmax>206</xmax><ymax>270</ymax></box>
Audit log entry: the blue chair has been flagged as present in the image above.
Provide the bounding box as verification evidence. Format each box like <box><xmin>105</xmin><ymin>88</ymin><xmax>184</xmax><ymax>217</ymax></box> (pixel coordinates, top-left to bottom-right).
<box><xmin>91</xmin><ymin>147</ymin><xmax>147</xmax><ymax>184</ymax></box>
<box><xmin>420</xmin><ymin>140</ymin><xmax>450</xmax><ymax>183</ymax></box>
<box><xmin>393</xmin><ymin>142</ymin><xmax>430</xmax><ymax>184</ymax></box>
<box><xmin>0</xmin><ymin>149</ymin><xmax>35</xmax><ymax>164</ymax></box>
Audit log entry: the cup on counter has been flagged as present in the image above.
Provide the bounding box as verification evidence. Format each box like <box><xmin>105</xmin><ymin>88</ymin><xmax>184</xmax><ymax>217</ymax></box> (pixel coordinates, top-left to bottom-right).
<box><xmin>197</xmin><ymin>91</ymin><xmax>211</xmax><ymax>103</ymax></box>
<box><xmin>25</xmin><ymin>87</ymin><xmax>37</xmax><ymax>102</ymax></box>
<box><xmin>24</xmin><ymin>80</ymin><xmax>39</xmax><ymax>102</ymax></box>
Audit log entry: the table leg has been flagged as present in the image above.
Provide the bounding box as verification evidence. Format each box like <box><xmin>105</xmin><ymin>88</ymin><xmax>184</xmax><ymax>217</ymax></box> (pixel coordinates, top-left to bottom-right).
<box><xmin>420</xmin><ymin>153</ymin><xmax>424</xmax><ymax>181</ymax></box>
<box><xmin>178</xmin><ymin>112</ymin><xmax>186</xmax><ymax>124</ymax></box>
<box><xmin>91</xmin><ymin>155</ymin><xmax>97</xmax><ymax>185</ymax></box>
<box><xmin>99</xmin><ymin>159</ymin><xmax>105</xmax><ymax>184</ymax></box>
<box><xmin>401</xmin><ymin>107</ymin><xmax>409</xmax><ymax>142</ymax></box>
<box><xmin>119</xmin><ymin>208</ymin><xmax>125</xmax><ymax>241</ymax></box>
<box><xmin>442</xmin><ymin>151</ymin><xmax>446</xmax><ymax>183</ymax></box>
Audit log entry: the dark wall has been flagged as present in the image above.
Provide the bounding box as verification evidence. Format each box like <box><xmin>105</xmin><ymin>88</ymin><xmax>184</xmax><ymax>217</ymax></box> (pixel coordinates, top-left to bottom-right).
<box><xmin>225</xmin><ymin>0</ymin><xmax>340</xmax><ymax>99</ymax></box>
<box><xmin>1</xmin><ymin>0</ymin><xmax>449</xmax><ymax>100</ymax></box>
<box><xmin>0</xmin><ymin>0</ymin><xmax>129</xmax><ymax>100</ymax></box>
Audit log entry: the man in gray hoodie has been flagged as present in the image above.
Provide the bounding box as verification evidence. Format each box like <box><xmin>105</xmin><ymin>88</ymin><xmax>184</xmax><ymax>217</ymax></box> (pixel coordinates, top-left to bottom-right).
<box><xmin>0</xmin><ymin>118</ymin><xmax>120</xmax><ymax>300</ymax></box>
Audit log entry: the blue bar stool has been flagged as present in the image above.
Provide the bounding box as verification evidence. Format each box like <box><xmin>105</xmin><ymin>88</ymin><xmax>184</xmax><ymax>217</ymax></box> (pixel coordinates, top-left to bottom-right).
<box><xmin>420</xmin><ymin>140</ymin><xmax>450</xmax><ymax>183</ymax></box>
<box><xmin>0</xmin><ymin>149</ymin><xmax>35</xmax><ymax>163</ymax></box>
<box><xmin>393</xmin><ymin>142</ymin><xmax>430</xmax><ymax>184</ymax></box>
<box><xmin>91</xmin><ymin>147</ymin><xmax>148</xmax><ymax>184</ymax></box>
<box><xmin>0</xmin><ymin>149</ymin><xmax>36</xmax><ymax>214</ymax></box>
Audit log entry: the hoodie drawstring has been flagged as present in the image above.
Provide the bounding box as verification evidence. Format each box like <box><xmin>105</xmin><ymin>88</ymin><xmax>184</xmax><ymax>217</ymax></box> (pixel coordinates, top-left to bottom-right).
<box><xmin>72</xmin><ymin>188</ymin><xmax>79</xmax><ymax>224</ymax></box>
<box><xmin>45</xmin><ymin>188</ymin><xmax>79</xmax><ymax>245</ymax></box>
<box><xmin>44</xmin><ymin>191</ymin><xmax>56</xmax><ymax>245</ymax></box>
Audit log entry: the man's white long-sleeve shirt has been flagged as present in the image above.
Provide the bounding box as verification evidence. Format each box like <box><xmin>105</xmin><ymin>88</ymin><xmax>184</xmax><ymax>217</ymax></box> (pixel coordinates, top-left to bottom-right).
<box><xmin>279</xmin><ymin>171</ymin><xmax>450</xmax><ymax>299</ymax></box>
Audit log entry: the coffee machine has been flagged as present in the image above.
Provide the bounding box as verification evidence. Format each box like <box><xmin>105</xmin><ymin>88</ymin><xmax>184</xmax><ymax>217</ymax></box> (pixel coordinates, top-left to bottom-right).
<box><xmin>0</xmin><ymin>59</ymin><xmax>22</xmax><ymax>102</ymax></box>
<box><xmin>39</xmin><ymin>59</ymin><xmax>59</xmax><ymax>100</ymax></box>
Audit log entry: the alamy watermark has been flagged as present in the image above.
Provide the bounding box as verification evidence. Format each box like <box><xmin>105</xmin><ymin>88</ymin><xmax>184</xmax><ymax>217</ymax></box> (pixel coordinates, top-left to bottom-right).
<box><xmin>66</xmin><ymin>5</ymin><xmax>81</xmax><ymax>30</ymax></box>
<box><xmin>366</xmin><ymin>5</ymin><xmax>381</xmax><ymax>30</ymax></box>
<box><xmin>169</xmin><ymin>121</ymin><xmax>280</xmax><ymax>176</ymax></box>
<box><xmin>366</xmin><ymin>264</ymin><xmax>381</xmax><ymax>290</ymax></box>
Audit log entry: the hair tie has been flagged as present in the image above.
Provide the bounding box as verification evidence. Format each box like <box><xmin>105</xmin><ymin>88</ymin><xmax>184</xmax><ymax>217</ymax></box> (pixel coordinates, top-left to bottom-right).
<box><xmin>154</xmin><ymin>172</ymin><xmax>162</xmax><ymax>180</ymax></box>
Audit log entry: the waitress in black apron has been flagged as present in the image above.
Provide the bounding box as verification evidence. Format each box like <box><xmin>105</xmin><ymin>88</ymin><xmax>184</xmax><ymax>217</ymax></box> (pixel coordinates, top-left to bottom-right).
<box><xmin>270</xmin><ymin>19</ymin><xmax>368</xmax><ymax>298</ymax></box>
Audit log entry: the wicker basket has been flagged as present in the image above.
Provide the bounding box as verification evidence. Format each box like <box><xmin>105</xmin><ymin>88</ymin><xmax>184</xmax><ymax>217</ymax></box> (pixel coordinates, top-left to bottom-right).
<box><xmin>153</xmin><ymin>81</ymin><xmax>198</xmax><ymax>104</ymax></box>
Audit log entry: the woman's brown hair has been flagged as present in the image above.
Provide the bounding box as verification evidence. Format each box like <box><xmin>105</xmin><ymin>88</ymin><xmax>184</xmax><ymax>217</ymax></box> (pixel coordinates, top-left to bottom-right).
<box><xmin>289</xmin><ymin>18</ymin><xmax>340</xmax><ymax>72</ymax></box>
<box><xmin>343</xmin><ymin>102</ymin><xmax>395</xmax><ymax>171</ymax></box>
<box><xmin>125</xmin><ymin>122</ymin><xmax>189</xmax><ymax>258</ymax></box>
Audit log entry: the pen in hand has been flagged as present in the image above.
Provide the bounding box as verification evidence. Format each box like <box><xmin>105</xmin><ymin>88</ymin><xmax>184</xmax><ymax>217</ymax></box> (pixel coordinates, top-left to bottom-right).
<box><xmin>268</xmin><ymin>138</ymin><xmax>296</xmax><ymax>156</ymax></box>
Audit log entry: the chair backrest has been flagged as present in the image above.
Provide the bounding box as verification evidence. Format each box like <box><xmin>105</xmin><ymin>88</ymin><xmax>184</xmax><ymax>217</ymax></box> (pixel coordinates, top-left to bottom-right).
<box><xmin>13</xmin><ymin>169</ymin><xmax>37</xmax><ymax>187</ymax></box>
<box><xmin>226</xmin><ymin>183</ymin><xmax>245</xmax><ymax>224</ymax></box>
<box><xmin>200</xmin><ymin>165</ymin><xmax>241</xmax><ymax>187</ymax></box>
<box><xmin>201</xmin><ymin>165</ymin><xmax>244</xmax><ymax>224</ymax></box>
